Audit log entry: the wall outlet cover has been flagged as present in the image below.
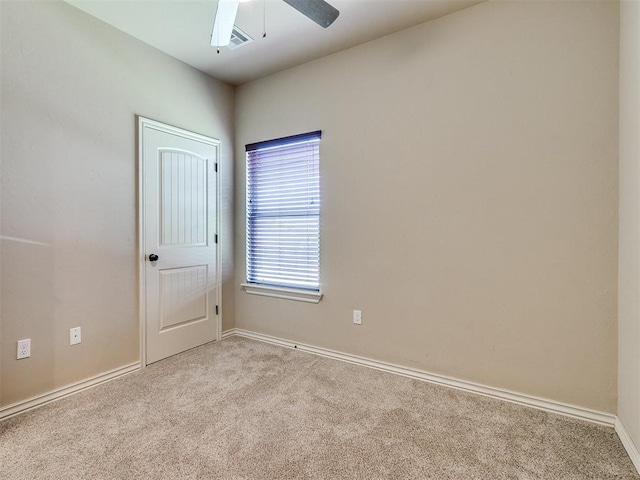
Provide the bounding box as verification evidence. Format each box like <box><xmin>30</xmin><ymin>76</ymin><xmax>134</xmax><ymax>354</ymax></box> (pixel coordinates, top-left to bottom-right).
<box><xmin>17</xmin><ymin>339</ymin><xmax>31</xmax><ymax>359</ymax></box>
<box><xmin>70</xmin><ymin>327</ymin><xmax>82</xmax><ymax>345</ymax></box>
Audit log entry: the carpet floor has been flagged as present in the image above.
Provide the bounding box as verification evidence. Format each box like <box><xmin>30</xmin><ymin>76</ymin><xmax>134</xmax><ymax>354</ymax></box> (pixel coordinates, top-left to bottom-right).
<box><xmin>1</xmin><ymin>336</ymin><xmax>638</xmax><ymax>479</ymax></box>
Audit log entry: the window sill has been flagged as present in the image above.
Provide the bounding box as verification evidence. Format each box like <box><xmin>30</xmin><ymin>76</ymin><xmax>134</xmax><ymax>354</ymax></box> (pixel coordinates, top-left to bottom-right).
<box><xmin>241</xmin><ymin>283</ymin><xmax>323</xmax><ymax>304</ymax></box>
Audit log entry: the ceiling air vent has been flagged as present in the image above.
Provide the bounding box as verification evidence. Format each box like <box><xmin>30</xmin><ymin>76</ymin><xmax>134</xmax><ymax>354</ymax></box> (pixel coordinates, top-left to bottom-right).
<box><xmin>227</xmin><ymin>26</ymin><xmax>253</xmax><ymax>50</ymax></box>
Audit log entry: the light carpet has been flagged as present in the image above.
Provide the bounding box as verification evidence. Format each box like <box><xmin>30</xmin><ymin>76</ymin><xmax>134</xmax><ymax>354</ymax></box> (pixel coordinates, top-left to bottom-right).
<box><xmin>1</xmin><ymin>336</ymin><xmax>638</xmax><ymax>479</ymax></box>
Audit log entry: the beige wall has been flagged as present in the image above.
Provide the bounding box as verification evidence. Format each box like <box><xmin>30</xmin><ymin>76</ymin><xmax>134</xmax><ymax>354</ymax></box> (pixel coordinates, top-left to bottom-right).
<box><xmin>235</xmin><ymin>0</ymin><xmax>619</xmax><ymax>412</ymax></box>
<box><xmin>618</xmin><ymin>0</ymin><xmax>640</xmax><ymax>451</ymax></box>
<box><xmin>0</xmin><ymin>1</ymin><xmax>235</xmax><ymax>407</ymax></box>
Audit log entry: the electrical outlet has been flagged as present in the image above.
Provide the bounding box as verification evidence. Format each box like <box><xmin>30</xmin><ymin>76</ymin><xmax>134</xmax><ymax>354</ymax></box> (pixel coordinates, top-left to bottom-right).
<box><xmin>70</xmin><ymin>327</ymin><xmax>81</xmax><ymax>345</ymax></box>
<box><xmin>353</xmin><ymin>310</ymin><xmax>362</xmax><ymax>325</ymax></box>
<box><xmin>17</xmin><ymin>339</ymin><xmax>31</xmax><ymax>359</ymax></box>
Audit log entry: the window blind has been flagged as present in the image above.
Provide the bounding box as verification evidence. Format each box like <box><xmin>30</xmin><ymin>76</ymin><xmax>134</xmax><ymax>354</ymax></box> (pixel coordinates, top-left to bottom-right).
<box><xmin>246</xmin><ymin>131</ymin><xmax>321</xmax><ymax>291</ymax></box>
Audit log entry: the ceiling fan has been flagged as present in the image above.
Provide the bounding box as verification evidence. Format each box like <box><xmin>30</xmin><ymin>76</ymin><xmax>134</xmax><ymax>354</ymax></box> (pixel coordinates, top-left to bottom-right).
<box><xmin>211</xmin><ymin>0</ymin><xmax>340</xmax><ymax>48</ymax></box>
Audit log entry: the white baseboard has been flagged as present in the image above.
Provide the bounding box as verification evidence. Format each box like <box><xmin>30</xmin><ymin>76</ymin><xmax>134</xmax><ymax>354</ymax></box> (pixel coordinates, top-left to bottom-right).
<box><xmin>615</xmin><ymin>417</ymin><xmax>640</xmax><ymax>474</ymax></box>
<box><xmin>222</xmin><ymin>328</ymin><xmax>615</xmax><ymax>427</ymax></box>
<box><xmin>0</xmin><ymin>362</ymin><xmax>140</xmax><ymax>421</ymax></box>
<box><xmin>221</xmin><ymin>329</ymin><xmax>236</xmax><ymax>340</ymax></box>
<box><xmin>5</xmin><ymin>330</ymin><xmax>636</xmax><ymax>474</ymax></box>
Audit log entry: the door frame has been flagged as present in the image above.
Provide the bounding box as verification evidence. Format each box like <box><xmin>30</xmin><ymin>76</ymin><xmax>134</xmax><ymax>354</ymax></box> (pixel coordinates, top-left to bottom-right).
<box><xmin>137</xmin><ymin>116</ymin><xmax>222</xmax><ymax>367</ymax></box>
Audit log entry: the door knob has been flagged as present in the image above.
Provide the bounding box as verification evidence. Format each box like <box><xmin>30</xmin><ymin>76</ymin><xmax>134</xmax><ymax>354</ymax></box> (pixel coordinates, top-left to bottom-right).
<box><xmin>148</xmin><ymin>254</ymin><xmax>159</xmax><ymax>262</ymax></box>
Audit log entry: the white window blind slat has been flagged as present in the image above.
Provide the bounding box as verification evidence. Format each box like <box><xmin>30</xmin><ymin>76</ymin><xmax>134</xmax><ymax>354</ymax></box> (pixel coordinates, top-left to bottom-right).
<box><xmin>246</xmin><ymin>131</ymin><xmax>321</xmax><ymax>291</ymax></box>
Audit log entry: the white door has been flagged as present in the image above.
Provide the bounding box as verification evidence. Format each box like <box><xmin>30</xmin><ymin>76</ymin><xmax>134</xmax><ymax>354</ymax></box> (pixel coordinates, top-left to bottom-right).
<box><xmin>140</xmin><ymin>118</ymin><xmax>220</xmax><ymax>365</ymax></box>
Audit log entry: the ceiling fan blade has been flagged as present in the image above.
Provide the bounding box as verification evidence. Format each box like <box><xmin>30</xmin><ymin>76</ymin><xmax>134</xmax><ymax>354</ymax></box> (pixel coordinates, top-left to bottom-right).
<box><xmin>282</xmin><ymin>0</ymin><xmax>340</xmax><ymax>28</ymax></box>
<box><xmin>211</xmin><ymin>0</ymin><xmax>240</xmax><ymax>47</ymax></box>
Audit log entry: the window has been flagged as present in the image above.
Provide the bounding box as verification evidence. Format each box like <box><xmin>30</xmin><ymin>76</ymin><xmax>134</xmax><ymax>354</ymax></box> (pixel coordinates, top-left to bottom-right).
<box><xmin>242</xmin><ymin>131</ymin><xmax>322</xmax><ymax>303</ymax></box>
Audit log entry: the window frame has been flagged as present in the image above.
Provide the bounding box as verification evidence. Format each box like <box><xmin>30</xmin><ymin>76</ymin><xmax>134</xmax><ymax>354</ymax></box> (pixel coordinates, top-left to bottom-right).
<box><xmin>241</xmin><ymin>131</ymin><xmax>323</xmax><ymax>303</ymax></box>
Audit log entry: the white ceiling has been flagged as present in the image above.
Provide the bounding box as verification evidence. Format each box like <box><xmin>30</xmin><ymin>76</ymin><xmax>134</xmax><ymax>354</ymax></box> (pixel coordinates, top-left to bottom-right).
<box><xmin>66</xmin><ymin>0</ymin><xmax>485</xmax><ymax>86</ymax></box>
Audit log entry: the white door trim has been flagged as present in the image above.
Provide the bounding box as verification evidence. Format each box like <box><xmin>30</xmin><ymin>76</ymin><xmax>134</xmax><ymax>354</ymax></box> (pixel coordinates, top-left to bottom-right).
<box><xmin>137</xmin><ymin>116</ymin><xmax>222</xmax><ymax>367</ymax></box>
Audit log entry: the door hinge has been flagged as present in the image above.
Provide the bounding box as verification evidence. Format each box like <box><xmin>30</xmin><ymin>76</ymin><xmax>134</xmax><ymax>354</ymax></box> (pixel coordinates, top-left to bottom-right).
<box><xmin>215</xmin><ymin>305</ymin><xmax>219</xmax><ymax>315</ymax></box>
<box><xmin>215</xmin><ymin>234</ymin><xmax>218</xmax><ymax>244</ymax></box>
<box><xmin>214</xmin><ymin>162</ymin><xmax>218</xmax><ymax>173</ymax></box>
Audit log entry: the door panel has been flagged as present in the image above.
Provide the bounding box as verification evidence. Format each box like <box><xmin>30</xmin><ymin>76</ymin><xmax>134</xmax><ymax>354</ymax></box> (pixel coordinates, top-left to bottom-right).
<box><xmin>159</xmin><ymin>150</ymin><xmax>208</xmax><ymax>246</ymax></box>
<box><xmin>140</xmin><ymin>119</ymin><xmax>220</xmax><ymax>365</ymax></box>
<box><xmin>159</xmin><ymin>265</ymin><xmax>208</xmax><ymax>330</ymax></box>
